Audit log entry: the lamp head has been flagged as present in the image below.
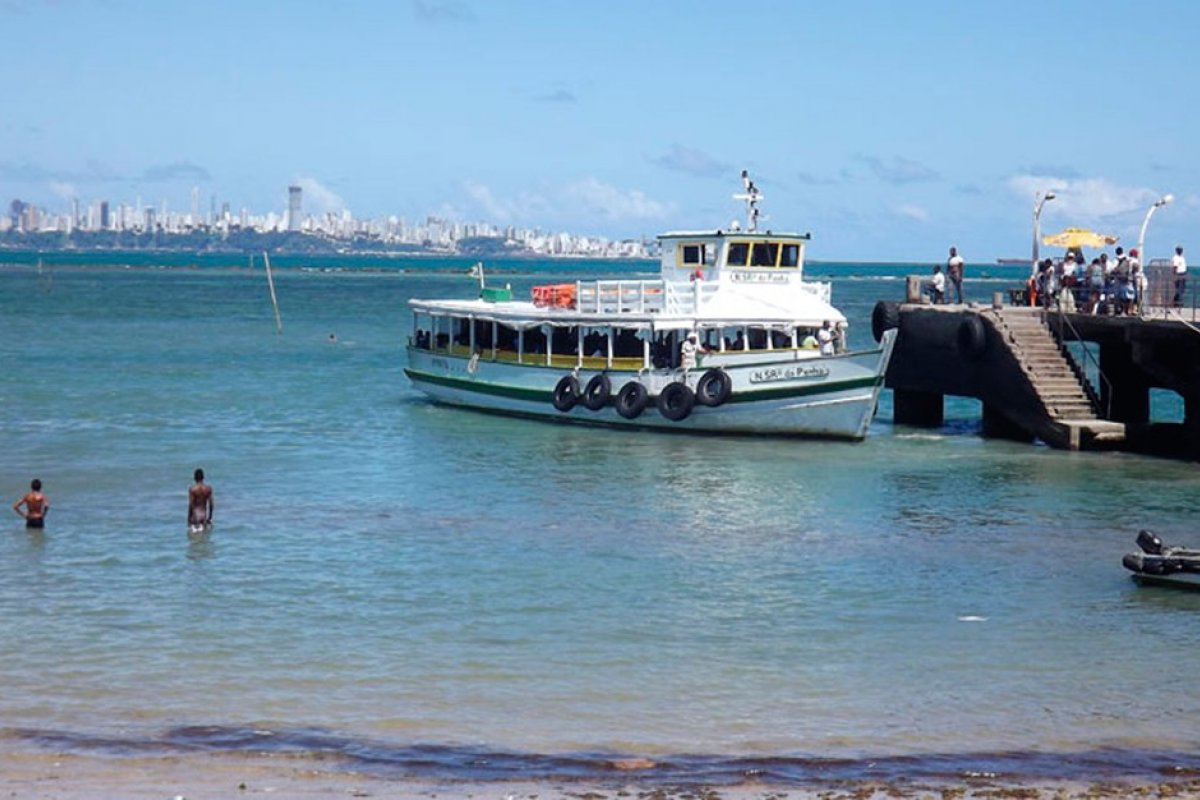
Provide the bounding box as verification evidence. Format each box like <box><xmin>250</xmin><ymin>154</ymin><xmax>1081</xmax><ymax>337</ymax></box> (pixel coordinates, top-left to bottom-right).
<box><xmin>1045</xmin><ymin>191</ymin><xmax>1057</xmax><ymax>200</ymax></box>
<box><xmin>1159</xmin><ymin>193</ymin><xmax>1175</xmax><ymax>207</ymax></box>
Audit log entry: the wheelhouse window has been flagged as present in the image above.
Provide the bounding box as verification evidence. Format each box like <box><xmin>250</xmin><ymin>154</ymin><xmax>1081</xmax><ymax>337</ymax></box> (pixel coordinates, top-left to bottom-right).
<box><xmin>677</xmin><ymin>242</ymin><xmax>716</xmax><ymax>268</ymax></box>
<box><xmin>726</xmin><ymin>242</ymin><xmax>749</xmax><ymax>267</ymax></box>
<box><xmin>780</xmin><ymin>243</ymin><xmax>801</xmax><ymax>267</ymax></box>
<box><xmin>727</xmin><ymin>240</ymin><xmax>802</xmax><ymax>268</ymax></box>
<box><xmin>751</xmin><ymin>242</ymin><xmax>779</xmax><ymax>267</ymax></box>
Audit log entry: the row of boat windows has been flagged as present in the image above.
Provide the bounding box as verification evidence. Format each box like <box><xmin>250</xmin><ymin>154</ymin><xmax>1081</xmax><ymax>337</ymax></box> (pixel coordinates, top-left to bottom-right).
<box><xmin>677</xmin><ymin>241</ymin><xmax>802</xmax><ymax>269</ymax></box>
<box><xmin>412</xmin><ymin>317</ymin><xmax>833</xmax><ymax>367</ymax></box>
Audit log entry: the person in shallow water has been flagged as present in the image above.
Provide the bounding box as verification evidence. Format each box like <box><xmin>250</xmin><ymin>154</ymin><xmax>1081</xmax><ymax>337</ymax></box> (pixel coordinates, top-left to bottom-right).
<box><xmin>13</xmin><ymin>478</ymin><xmax>49</xmax><ymax>528</ymax></box>
<box><xmin>188</xmin><ymin>468</ymin><xmax>214</xmax><ymax>529</ymax></box>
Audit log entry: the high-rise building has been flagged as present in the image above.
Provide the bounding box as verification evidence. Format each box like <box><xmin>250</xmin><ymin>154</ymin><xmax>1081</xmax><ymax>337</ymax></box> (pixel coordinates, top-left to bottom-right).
<box><xmin>287</xmin><ymin>185</ymin><xmax>302</xmax><ymax>232</ymax></box>
<box><xmin>99</xmin><ymin>201</ymin><xmax>110</xmax><ymax>231</ymax></box>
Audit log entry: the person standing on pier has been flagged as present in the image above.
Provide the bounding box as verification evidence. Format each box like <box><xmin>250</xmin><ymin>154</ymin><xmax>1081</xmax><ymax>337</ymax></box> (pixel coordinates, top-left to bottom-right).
<box><xmin>1173</xmin><ymin>246</ymin><xmax>1188</xmax><ymax>308</ymax></box>
<box><xmin>946</xmin><ymin>246</ymin><xmax>965</xmax><ymax>303</ymax></box>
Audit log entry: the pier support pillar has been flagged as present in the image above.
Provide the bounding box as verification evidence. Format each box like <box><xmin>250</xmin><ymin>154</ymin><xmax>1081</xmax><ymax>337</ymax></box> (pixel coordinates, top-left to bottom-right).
<box><xmin>1099</xmin><ymin>343</ymin><xmax>1150</xmax><ymax>424</ymax></box>
<box><xmin>894</xmin><ymin>389</ymin><xmax>944</xmax><ymax>427</ymax></box>
<box><xmin>982</xmin><ymin>404</ymin><xmax>1034</xmax><ymax>442</ymax></box>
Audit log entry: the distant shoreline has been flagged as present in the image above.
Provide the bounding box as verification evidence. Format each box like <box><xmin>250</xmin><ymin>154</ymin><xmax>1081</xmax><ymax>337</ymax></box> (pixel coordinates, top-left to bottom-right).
<box><xmin>0</xmin><ymin>248</ymin><xmax>1021</xmax><ymax>272</ymax></box>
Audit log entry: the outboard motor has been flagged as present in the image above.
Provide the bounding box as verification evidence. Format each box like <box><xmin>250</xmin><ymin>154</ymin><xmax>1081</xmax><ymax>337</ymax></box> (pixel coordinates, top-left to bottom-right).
<box><xmin>1137</xmin><ymin>529</ymin><xmax>1164</xmax><ymax>555</ymax></box>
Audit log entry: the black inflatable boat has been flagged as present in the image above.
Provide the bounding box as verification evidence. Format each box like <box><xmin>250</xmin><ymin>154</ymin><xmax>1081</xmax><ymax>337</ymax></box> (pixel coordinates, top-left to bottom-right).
<box><xmin>1123</xmin><ymin>530</ymin><xmax>1200</xmax><ymax>590</ymax></box>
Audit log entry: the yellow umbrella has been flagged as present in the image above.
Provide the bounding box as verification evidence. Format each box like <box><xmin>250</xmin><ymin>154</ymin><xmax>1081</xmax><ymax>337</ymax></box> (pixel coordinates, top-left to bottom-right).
<box><xmin>1041</xmin><ymin>227</ymin><xmax>1119</xmax><ymax>249</ymax></box>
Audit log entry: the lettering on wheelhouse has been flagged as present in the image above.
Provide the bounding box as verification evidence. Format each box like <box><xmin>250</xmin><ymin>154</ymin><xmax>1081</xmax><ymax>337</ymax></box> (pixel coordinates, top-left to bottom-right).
<box><xmin>749</xmin><ymin>364</ymin><xmax>830</xmax><ymax>384</ymax></box>
<box><xmin>729</xmin><ymin>271</ymin><xmax>789</xmax><ymax>284</ymax></box>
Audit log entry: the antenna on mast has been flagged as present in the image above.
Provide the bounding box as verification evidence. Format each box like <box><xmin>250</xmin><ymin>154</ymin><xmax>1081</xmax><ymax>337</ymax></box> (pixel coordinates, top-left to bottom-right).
<box><xmin>732</xmin><ymin>169</ymin><xmax>764</xmax><ymax>232</ymax></box>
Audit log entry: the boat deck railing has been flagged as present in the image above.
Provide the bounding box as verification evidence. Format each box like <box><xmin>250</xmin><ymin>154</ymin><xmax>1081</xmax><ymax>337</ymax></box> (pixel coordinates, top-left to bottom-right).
<box><xmin>574</xmin><ymin>280</ymin><xmax>666</xmax><ymax>314</ymax></box>
<box><xmin>574</xmin><ymin>279</ymin><xmax>723</xmax><ymax>316</ymax></box>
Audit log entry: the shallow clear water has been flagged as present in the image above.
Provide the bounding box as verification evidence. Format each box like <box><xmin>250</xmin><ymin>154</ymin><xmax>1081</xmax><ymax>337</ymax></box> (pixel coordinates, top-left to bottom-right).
<box><xmin>1</xmin><ymin>259</ymin><xmax>1198</xmax><ymax>781</ymax></box>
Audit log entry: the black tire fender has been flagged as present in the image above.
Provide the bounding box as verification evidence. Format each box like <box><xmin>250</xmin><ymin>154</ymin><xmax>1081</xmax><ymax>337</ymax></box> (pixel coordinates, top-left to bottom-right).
<box><xmin>871</xmin><ymin>301</ymin><xmax>900</xmax><ymax>343</ymax></box>
<box><xmin>657</xmin><ymin>382</ymin><xmax>696</xmax><ymax>421</ymax></box>
<box><xmin>957</xmin><ymin>315</ymin><xmax>988</xmax><ymax>359</ymax></box>
<box><xmin>552</xmin><ymin>375</ymin><xmax>581</xmax><ymax>412</ymax></box>
<box><xmin>582</xmin><ymin>374</ymin><xmax>611</xmax><ymax>411</ymax></box>
<box><xmin>614</xmin><ymin>381</ymin><xmax>650</xmax><ymax>419</ymax></box>
<box><xmin>694</xmin><ymin>368</ymin><xmax>733</xmax><ymax>407</ymax></box>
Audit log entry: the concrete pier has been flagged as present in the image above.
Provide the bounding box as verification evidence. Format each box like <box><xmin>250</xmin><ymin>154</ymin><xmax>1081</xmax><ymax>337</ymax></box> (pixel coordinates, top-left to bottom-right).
<box><xmin>874</xmin><ymin>300</ymin><xmax>1200</xmax><ymax>459</ymax></box>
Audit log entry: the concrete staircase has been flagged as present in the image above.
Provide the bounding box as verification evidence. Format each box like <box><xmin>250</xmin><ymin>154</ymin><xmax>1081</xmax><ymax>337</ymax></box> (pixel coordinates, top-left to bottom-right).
<box><xmin>989</xmin><ymin>307</ymin><xmax>1125</xmax><ymax>447</ymax></box>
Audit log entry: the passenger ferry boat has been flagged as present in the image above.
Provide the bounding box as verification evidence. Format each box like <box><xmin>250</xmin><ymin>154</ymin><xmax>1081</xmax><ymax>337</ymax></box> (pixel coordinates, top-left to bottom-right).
<box><xmin>404</xmin><ymin>174</ymin><xmax>896</xmax><ymax>438</ymax></box>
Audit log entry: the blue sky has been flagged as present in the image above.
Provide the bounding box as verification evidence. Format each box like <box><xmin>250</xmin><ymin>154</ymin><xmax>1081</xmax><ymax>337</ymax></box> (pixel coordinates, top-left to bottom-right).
<box><xmin>2</xmin><ymin>0</ymin><xmax>1197</xmax><ymax>261</ymax></box>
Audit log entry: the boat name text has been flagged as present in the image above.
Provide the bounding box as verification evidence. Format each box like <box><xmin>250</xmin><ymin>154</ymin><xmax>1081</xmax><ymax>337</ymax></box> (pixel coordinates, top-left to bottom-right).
<box><xmin>749</xmin><ymin>364</ymin><xmax>830</xmax><ymax>383</ymax></box>
<box><xmin>729</xmin><ymin>271</ymin><xmax>789</xmax><ymax>284</ymax></box>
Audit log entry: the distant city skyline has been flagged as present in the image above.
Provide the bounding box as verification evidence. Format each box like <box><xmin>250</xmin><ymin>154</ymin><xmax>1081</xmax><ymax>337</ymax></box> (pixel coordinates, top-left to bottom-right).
<box><xmin>2</xmin><ymin>182</ymin><xmax>652</xmax><ymax>258</ymax></box>
<box><xmin>2</xmin><ymin>1</ymin><xmax>1199</xmax><ymax>261</ymax></box>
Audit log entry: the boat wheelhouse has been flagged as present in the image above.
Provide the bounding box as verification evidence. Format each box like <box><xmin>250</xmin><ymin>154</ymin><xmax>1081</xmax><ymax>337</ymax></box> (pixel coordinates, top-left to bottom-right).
<box><xmin>404</xmin><ymin>174</ymin><xmax>895</xmax><ymax>438</ymax></box>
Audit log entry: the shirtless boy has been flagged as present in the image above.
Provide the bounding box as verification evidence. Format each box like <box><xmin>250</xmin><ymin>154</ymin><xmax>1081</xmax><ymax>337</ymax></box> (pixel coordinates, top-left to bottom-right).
<box><xmin>188</xmin><ymin>468</ymin><xmax>214</xmax><ymax>530</ymax></box>
<box><xmin>13</xmin><ymin>479</ymin><xmax>49</xmax><ymax>528</ymax></box>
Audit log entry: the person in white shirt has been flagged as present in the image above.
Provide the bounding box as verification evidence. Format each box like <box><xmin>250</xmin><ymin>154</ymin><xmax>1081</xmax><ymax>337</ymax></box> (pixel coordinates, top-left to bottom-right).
<box><xmin>925</xmin><ymin>264</ymin><xmax>945</xmax><ymax>304</ymax></box>
<box><xmin>946</xmin><ymin>246</ymin><xmax>965</xmax><ymax>303</ymax></box>
<box><xmin>1173</xmin><ymin>246</ymin><xmax>1188</xmax><ymax>308</ymax></box>
<box><xmin>817</xmin><ymin>320</ymin><xmax>835</xmax><ymax>356</ymax></box>
<box><xmin>679</xmin><ymin>331</ymin><xmax>705</xmax><ymax>372</ymax></box>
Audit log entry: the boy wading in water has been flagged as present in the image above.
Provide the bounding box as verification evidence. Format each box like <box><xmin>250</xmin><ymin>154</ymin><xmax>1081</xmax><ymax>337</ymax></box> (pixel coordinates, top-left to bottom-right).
<box><xmin>13</xmin><ymin>479</ymin><xmax>49</xmax><ymax>528</ymax></box>
<box><xmin>188</xmin><ymin>468</ymin><xmax>214</xmax><ymax>532</ymax></box>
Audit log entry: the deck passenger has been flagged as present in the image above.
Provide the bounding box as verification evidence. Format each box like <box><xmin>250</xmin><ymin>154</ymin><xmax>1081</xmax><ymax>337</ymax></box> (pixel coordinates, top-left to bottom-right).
<box><xmin>680</xmin><ymin>331</ymin><xmax>707</xmax><ymax>372</ymax></box>
<box><xmin>12</xmin><ymin>478</ymin><xmax>48</xmax><ymax>529</ymax></box>
<box><xmin>818</xmin><ymin>321</ymin><xmax>835</xmax><ymax>356</ymax></box>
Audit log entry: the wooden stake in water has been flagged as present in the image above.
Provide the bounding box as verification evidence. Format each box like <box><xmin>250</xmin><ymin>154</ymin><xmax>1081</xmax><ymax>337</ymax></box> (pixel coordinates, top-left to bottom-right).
<box><xmin>263</xmin><ymin>251</ymin><xmax>283</xmax><ymax>334</ymax></box>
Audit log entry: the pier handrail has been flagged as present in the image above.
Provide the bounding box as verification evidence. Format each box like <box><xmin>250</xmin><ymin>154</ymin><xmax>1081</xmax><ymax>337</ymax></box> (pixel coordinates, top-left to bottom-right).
<box><xmin>1046</xmin><ymin>308</ymin><xmax>1113</xmax><ymax>419</ymax></box>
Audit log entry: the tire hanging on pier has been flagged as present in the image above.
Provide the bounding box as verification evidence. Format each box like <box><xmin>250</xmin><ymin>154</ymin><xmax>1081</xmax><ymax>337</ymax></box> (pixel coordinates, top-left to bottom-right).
<box><xmin>695</xmin><ymin>369</ymin><xmax>733</xmax><ymax>407</ymax></box>
<box><xmin>957</xmin><ymin>315</ymin><xmax>988</xmax><ymax>359</ymax></box>
<box><xmin>657</xmin><ymin>382</ymin><xmax>696</xmax><ymax>421</ymax></box>
<box><xmin>552</xmin><ymin>375</ymin><xmax>581</xmax><ymax>412</ymax></box>
<box><xmin>582</xmin><ymin>374</ymin><xmax>611</xmax><ymax>411</ymax></box>
<box><xmin>871</xmin><ymin>301</ymin><xmax>900</xmax><ymax>343</ymax></box>
<box><xmin>615</xmin><ymin>381</ymin><xmax>650</xmax><ymax>419</ymax></box>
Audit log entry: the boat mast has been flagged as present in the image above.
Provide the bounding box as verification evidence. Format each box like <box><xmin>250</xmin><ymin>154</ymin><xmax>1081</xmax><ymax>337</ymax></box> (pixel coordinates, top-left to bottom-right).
<box><xmin>733</xmin><ymin>169</ymin><xmax>763</xmax><ymax>232</ymax></box>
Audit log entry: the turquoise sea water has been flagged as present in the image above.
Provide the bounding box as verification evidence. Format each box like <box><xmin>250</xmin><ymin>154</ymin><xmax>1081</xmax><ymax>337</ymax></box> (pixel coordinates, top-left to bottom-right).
<box><xmin>2</xmin><ymin>254</ymin><xmax>1199</xmax><ymax>785</ymax></box>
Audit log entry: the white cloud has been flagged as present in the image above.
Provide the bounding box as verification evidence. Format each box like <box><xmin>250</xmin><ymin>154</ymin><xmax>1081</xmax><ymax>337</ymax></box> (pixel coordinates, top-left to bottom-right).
<box><xmin>48</xmin><ymin>180</ymin><xmax>76</xmax><ymax>200</ymax></box>
<box><xmin>1006</xmin><ymin>174</ymin><xmax>1160</xmax><ymax>222</ymax></box>
<box><xmin>294</xmin><ymin>176</ymin><xmax>347</xmax><ymax>214</ymax></box>
<box><xmin>653</xmin><ymin>144</ymin><xmax>729</xmax><ymax>178</ymax></box>
<box><xmin>857</xmin><ymin>155</ymin><xmax>940</xmax><ymax>185</ymax></box>
<box><xmin>563</xmin><ymin>178</ymin><xmax>671</xmax><ymax>222</ymax></box>
<box><xmin>460</xmin><ymin>178</ymin><xmax>671</xmax><ymax>229</ymax></box>
<box><xmin>895</xmin><ymin>203</ymin><xmax>929</xmax><ymax>223</ymax></box>
<box><xmin>464</xmin><ymin>181</ymin><xmax>515</xmax><ymax>222</ymax></box>
<box><xmin>463</xmin><ymin>181</ymin><xmax>552</xmax><ymax>224</ymax></box>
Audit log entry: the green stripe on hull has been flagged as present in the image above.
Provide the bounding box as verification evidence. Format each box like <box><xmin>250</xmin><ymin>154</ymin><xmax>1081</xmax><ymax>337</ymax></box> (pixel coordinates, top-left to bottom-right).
<box><xmin>404</xmin><ymin>368</ymin><xmax>881</xmax><ymax>403</ymax></box>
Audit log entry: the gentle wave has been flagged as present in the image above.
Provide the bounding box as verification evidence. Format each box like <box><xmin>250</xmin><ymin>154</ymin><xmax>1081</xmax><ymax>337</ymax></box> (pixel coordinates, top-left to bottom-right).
<box><xmin>6</xmin><ymin>725</ymin><xmax>1200</xmax><ymax>785</ymax></box>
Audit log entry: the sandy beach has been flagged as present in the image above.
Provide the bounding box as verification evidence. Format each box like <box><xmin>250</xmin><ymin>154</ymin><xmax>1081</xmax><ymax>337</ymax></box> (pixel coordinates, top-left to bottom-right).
<box><xmin>6</xmin><ymin>751</ymin><xmax>1200</xmax><ymax>800</ymax></box>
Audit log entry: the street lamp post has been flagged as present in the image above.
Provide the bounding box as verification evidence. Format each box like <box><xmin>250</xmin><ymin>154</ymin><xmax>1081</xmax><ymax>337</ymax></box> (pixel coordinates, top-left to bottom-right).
<box><xmin>1137</xmin><ymin>193</ymin><xmax>1174</xmax><ymax>266</ymax></box>
<box><xmin>1032</xmin><ymin>190</ymin><xmax>1056</xmax><ymax>276</ymax></box>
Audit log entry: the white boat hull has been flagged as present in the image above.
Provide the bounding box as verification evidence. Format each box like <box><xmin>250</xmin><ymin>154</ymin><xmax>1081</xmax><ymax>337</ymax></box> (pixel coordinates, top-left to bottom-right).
<box><xmin>404</xmin><ymin>331</ymin><xmax>895</xmax><ymax>439</ymax></box>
